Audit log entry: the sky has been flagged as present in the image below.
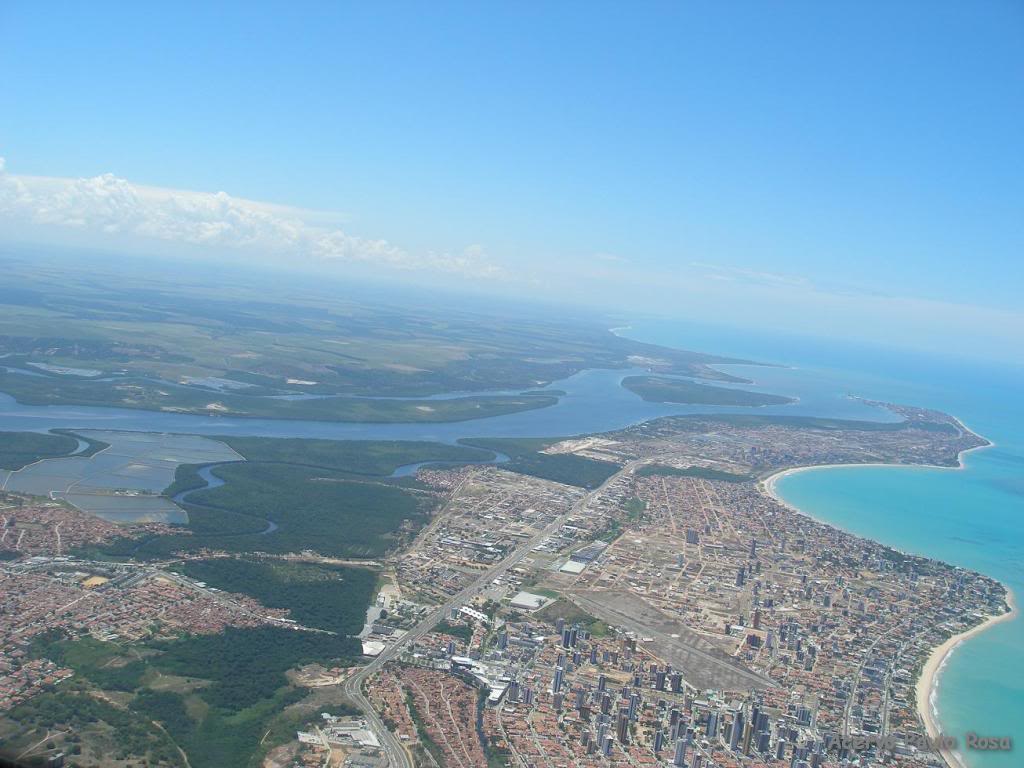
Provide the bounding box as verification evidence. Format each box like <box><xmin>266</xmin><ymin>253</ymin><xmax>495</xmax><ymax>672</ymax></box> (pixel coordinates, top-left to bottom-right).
<box><xmin>1</xmin><ymin>1</ymin><xmax>1022</xmax><ymax>362</ymax></box>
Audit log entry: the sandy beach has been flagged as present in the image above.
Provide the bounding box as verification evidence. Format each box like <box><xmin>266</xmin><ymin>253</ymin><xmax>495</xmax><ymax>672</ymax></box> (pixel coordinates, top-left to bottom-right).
<box><xmin>759</xmin><ymin>423</ymin><xmax>993</xmax><ymax>520</ymax></box>
<box><xmin>758</xmin><ymin>432</ymin><xmax>1016</xmax><ymax>768</ymax></box>
<box><xmin>914</xmin><ymin>590</ymin><xmax>1017</xmax><ymax>768</ymax></box>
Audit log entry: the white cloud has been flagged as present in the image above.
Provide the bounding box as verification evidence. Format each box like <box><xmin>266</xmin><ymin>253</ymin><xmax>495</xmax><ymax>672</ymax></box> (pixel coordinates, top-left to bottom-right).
<box><xmin>0</xmin><ymin>159</ymin><xmax>506</xmax><ymax>280</ymax></box>
<box><xmin>688</xmin><ymin>261</ymin><xmax>812</xmax><ymax>289</ymax></box>
<box><xmin>594</xmin><ymin>252</ymin><xmax>631</xmax><ymax>264</ymax></box>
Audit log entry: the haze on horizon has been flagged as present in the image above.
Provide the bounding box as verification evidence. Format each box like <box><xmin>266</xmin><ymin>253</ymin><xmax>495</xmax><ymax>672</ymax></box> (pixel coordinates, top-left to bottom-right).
<box><xmin>1</xmin><ymin>1</ymin><xmax>1022</xmax><ymax>363</ymax></box>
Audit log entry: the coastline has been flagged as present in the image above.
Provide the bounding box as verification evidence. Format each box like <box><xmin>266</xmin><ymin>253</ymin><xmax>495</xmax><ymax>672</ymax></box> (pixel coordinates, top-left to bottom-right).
<box><xmin>914</xmin><ymin>590</ymin><xmax>1017</xmax><ymax>768</ymax></box>
<box><xmin>758</xmin><ymin>431</ymin><xmax>1016</xmax><ymax>768</ymax></box>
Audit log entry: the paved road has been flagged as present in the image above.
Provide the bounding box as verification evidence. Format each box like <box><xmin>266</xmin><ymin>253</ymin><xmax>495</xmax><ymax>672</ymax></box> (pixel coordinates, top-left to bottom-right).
<box><xmin>343</xmin><ymin>461</ymin><xmax>642</xmax><ymax>767</ymax></box>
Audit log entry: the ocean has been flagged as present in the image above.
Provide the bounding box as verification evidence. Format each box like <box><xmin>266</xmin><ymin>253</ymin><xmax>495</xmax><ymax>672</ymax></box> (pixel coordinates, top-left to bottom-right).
<box><xmin>622</xmin><ymin>320</ymin><xmax>1024</xmax><ymax>768</ymax></box>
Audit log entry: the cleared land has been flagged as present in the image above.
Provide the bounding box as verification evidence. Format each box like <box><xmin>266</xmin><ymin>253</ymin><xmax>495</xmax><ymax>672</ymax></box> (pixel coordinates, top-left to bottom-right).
<box><xmin>635</xmin><ymin>464</ymin><xmax>752</xmax><ymax>482</ymax></box>
<box><xmin>458</xmin><ymin>436</ymin><xmax>622</xmax><ymax>489</ymax></box>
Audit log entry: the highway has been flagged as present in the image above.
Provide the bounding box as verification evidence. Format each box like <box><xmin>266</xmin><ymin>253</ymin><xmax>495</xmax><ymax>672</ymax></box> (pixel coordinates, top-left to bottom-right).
<box><xmin>342</xmin><ymin>461</ymin><xmax>642</xmax><ymax>768</ymax></box>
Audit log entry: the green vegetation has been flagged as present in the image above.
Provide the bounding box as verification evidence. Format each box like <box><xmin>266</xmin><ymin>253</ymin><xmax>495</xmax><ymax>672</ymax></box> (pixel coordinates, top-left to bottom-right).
<box><xmin>135</xmin><ymin>437</ymin><xmax>488</xmax><ymax>560</ymax></box>
<box><xmin>459</xmin><ymin>436</ymin><xmax>621</xmax><ymax>489</ymax></box>
<box><xmin>152</xmin><ymin>626</ymin><xmax>359</xmax><ymax>711</ymax></box>
<box><xmin>52</xmin><ymin>429</ymin><xmax>110</xmax><ymax>457</ymax></box>
<box><xmin>636</xmin><ymin>464</ymin><xmax>753</xmax><ymax>482</ymax></box>
<box><xmin>622</xmin><ymin>375</ymin><xmax>796</xmax><ymax>406</ymax></box>
<box><xmin>178</xmin><ymin>462</ymin><xmax>430</xmax><ymax>556</ymax></box>
<box><xmin>477</xmin><ymin>689</ymin><xmax>512</xmax><ymax>768</ymax></box>
<box><xmin>174</xmin><ymin>558</ymin><xmax>377</xmax><ymax>634</ymax></box>
<box><xmin>162</xmin><ymin>462</ymin><xmax>214</xmax><ymax>498</ymax></box>
<box><xmin>0</xmin><ymin>368</ymin><xmax>558</xmax><ymax>422</ymax></box>
<box><xmin>593</xmin><ymin>517</ymin><xmax>623</xmax><ymax>543</ymax></box>
<box><xmin>435</xmin><ymin>619</ymin><xmax>474</xmax><ymax>642</ymax></box>
<box><xmin>134</xmin><ymin>689</ymin><xmax>194</xmax><ymax>741</ymax></box>
<box><xmin>0</xmin><ymin>430</ymin><xmax>79</xmax><ymax>470</ymax></box>
<box><xmin>31</xmin><ymin>633</ymin><xmax>145</xmax><ymax>691</ymax></box>
<box><xmin>131</xmin><ymin>628</ymin><xmax>357</xmax><ymax>768</ymax></box>
<box><xmin>535</xmin><ymin>598</ymin><xmax>609</xmax><ymax>637</ymax></box>
<box><xmin>19</xmin><ymin>627</ymin><xmax>362</xmax><ymax>768</ymax></box>
<box><xmin>217</xmin><ymin>436</ymin><xmax>493</xmax><ymax>475</ymax></box>
<box><xmin>624</xmin><ymin>496</ymin><xmax>647</xmax><ymax>520</ymax></box>
<box><xmin>9</xmin><ymin>691</ymin><xmax>185</xmax><ymax>766</ymax></box>
<box><xmin>405</xmin><ymin>689</ymin><xmax>446</xmax><ymax>767</ymax></box>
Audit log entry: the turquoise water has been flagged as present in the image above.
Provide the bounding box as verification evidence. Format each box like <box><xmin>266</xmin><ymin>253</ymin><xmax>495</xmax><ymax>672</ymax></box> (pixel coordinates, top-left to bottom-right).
<box><xmin>623</xmin><ymin>320</ymin><xmax>1024</xmax><ymax>768</ymax></box>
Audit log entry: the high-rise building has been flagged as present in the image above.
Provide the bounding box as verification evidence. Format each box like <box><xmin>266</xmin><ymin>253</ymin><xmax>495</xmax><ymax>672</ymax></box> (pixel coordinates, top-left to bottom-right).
<box><xmin>756</xmin><ymin>711</ymin><xmax>769</xmax><ymax>732</ymax></box>
<box><xmin>742</xmin><ymin>721</ymin><xmax>754</xmax><ymax>754</ymax></box>
<box><xmin>729</xmin><ymin>710</ymin><xmax>744</xmax><ymax>750</ymax></box>
<box><xmin>602</xmin><ymin>734</ymin><xmax>613</xmax><ymax>756</ymax></box>
<box><xmin>706</xmin><ymin>711</ymin><xmax>719</xmax><ymax>739</ymax></box>
<box><xmin>672</xmin><ymin>737</ymin><xmax>688</xmax><ymax>767</ymax></box>
<box><xmin>616</xmin><ymin>710</ymin><xmax>630</xmax><ymax>745</ymax></box>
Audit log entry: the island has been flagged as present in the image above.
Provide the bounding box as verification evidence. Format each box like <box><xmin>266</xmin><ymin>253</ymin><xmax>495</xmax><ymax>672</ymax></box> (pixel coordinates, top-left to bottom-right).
<box><xmin>622</xmin><ymin>374</ymin><xmax>796</xmax><ymax>406</ymax></box>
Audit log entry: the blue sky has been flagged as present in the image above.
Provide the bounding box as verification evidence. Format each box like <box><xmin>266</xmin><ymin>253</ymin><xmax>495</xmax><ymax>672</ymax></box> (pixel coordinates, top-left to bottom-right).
<box><xmin>1</xmin><ymin>2</ymin><xmax>1022</xmax><ymax>360</ymax></box>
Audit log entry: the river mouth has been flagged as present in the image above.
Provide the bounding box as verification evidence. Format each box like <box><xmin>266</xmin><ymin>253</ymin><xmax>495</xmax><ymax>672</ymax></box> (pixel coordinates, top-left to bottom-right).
<box><xmin>0</xmin><ymin>365</ymin><xmax>896</xmax><ymax>444</ymax></box>
<box><xmin>0</xmin><ymin>364</ymin><xmax>896</xmax><ymax>525</ymax></box>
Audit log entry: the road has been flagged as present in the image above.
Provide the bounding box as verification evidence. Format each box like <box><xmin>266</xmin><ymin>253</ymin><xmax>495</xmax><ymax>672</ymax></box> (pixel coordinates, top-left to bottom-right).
<box><xmin>342</xmin><ymin>460</ymin><xmax>643</xmax><ymax>768</ymax></box>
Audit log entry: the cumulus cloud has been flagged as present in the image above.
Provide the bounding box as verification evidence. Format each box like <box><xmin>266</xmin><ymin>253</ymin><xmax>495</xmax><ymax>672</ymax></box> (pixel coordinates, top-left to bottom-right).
<box><xmin>0</xmin><ymin>159</ymin><xmax>506</xmax><ymax>280</ymax></box>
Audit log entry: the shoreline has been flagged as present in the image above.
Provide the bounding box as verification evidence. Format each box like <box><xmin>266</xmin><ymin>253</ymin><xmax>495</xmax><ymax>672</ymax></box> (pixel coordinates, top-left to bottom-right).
<box><xmin>914</xmin><ymin>590</ymin><xmax>1017</xmax><ymax>768</ymax></box>
<box><xmin>759</xmin><ymin>432</ymin><xmax>1017</xmax><ymax>768</ymax></box>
